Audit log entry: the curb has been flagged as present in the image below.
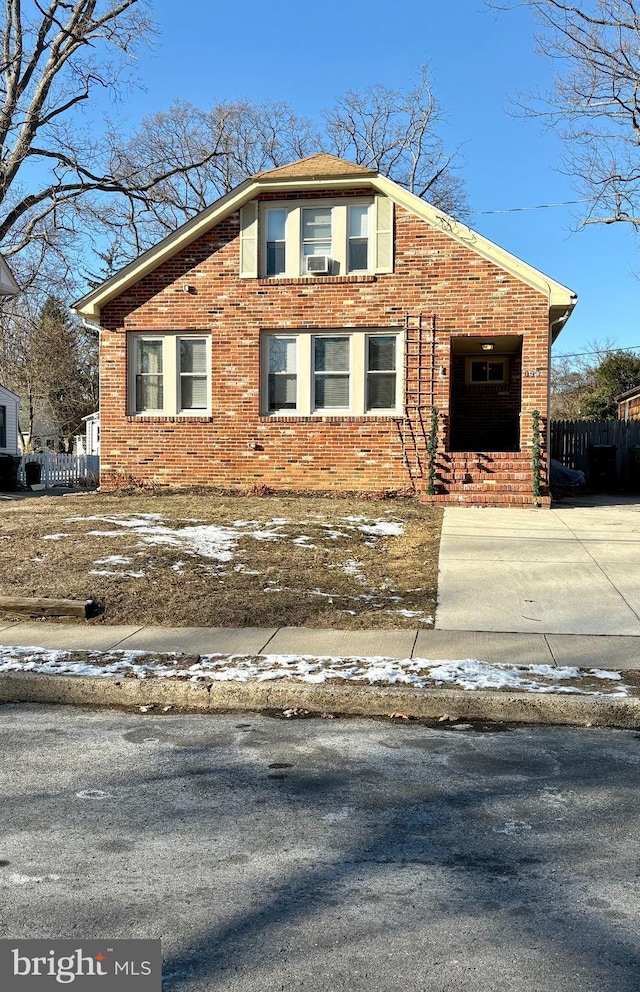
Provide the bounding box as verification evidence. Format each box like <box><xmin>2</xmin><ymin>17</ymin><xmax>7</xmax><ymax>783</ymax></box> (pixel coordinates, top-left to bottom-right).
<box><xmin>2</xmin><ymin>671</ymin><xmax>640</xmax><ymax>729</ymax></box>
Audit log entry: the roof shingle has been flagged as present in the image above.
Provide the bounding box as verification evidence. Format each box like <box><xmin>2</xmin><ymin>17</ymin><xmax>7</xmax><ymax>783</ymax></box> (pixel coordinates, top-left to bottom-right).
<box><xmin>255</xmin><ymin>152</ymin><xmax>377</xmax><ymax>180</ymax></box>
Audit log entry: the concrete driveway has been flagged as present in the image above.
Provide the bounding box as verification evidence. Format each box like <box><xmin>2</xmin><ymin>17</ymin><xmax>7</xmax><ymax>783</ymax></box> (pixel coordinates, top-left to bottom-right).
<box><xmin>435</xmin><ymin>495</ymin><xmax>640</xmax><ymax>635</ymax></box>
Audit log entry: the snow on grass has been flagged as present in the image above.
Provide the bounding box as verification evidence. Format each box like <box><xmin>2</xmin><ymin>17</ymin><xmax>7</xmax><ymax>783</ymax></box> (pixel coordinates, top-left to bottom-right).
<box><xmin>391</xmin><ymin>609</ymin><xmax>434</xmax><ymax>623</ymax></box>
<box><xmin>62</xmin><ymin>511</ymin><xmax>406</xmax><ymax>569</ymax></box>
<box><xmin>0</xmin><ymin>645</ymin><xmax>632</xmax><ymax>697</ymax></box>
<box><xmin>88</xmin><ymin>569</ymin><xmax>146</xmax><ymax>579</ymax></box>
<box><xmin>42</xmin><ymin>533</ymin><xmax>70</xmax><ymax>541</ymax></box>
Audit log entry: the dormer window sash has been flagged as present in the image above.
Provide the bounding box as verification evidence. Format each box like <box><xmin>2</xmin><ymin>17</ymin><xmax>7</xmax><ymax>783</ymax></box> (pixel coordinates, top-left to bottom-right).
<box><xmin>258</xmin><ymin>198</ymin><xmax>376</xmax><ymax>278</ymax></box>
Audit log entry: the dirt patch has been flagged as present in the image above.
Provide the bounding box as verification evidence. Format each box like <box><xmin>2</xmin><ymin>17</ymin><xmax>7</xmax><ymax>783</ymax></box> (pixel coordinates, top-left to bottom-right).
<box><xmin>0</xmin><ymin>491</ymin><xmax>442</xmax><ymax>628</ymax></box>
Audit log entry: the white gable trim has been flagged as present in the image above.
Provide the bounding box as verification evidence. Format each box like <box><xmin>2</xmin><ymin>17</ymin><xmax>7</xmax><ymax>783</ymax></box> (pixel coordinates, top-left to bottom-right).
<box><xmin>373</xmin><ymin>177</ymin><xmax>575</xmax><ymax>308</ymax></box>
<box><xmin>73</xmin><ymin>173</ymin><xmax>576</xmax><ymax>320</ymax></box>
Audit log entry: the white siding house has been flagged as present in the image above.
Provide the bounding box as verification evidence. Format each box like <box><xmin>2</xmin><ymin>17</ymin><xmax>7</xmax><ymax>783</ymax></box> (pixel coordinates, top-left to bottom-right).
<box><xmin>80</xmin><ymin>411</ymin><xmax>100</xmax><ymax>455</ymax></box>
<box><xmin>0</xmin><ymin>384</ymin><xmax>20</xmax><ymax>455</ymax></box>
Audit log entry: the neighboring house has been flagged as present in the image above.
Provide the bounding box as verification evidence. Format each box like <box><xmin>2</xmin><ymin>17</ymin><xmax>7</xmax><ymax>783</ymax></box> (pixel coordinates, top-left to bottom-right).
<box><xmin>77</xmin><ymin>411</ymin><xmax>100</xmax><ymax>456</ymax></box>
<box><xmin>73</xmin><ymin>153</ymin><xmax>577</xmax><ymax>506</ymax></box>
<box><xmin>0</xmin><ymin>384</ymin><xmax>20</xmax><ymax>455</ymax></box>
<box><xmin>616</xmin><ymin>385</ymin><xmax>640</xmax><ymax>422</ymax></box>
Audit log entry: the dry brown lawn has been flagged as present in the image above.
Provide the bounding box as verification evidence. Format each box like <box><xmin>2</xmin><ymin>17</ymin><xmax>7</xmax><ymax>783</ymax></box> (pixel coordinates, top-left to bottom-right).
<box><xmin>0</xmin><ymin>491</ymin><xmax>442</xmax><ymax>628</ymax></box>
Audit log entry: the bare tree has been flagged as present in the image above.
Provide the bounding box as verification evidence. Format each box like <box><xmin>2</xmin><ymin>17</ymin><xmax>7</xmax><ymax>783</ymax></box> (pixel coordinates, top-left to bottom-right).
<box><xmin>323</xmin><ymin>64</ymin><xmax>467</xmax><ymax>216</ymax></box>
<box><xmin>0</xmin><ymin>1</ymin><xmax>228</xmax><ymax>290</ymax></box>
<box><xmin>83</xmin><ymin>72</ymin><xmax>468</xmax><ymax>279</ymax></box>
<box><xmin>84</xmin><ymin>98</ymin><xmax>321</xmax><ymax>272</ymax></box>
<box><xmin>0</xmin><ymin>4</ymin><xmax>467</xmax><ymax>290</ymax></box>
<box><xmin>550</xmin><ymin>339</ymin><xmax>640</xmax><ymax>419</ymax></box>
<box><xmin>0</xmin><ymin>294</ymin><xmax>98</xmax><ymax>450</ymax></box>
<box><xmin>489</xmin><ymin>1</ymin><xmax>640</xmax><ymax>226</ymax></box>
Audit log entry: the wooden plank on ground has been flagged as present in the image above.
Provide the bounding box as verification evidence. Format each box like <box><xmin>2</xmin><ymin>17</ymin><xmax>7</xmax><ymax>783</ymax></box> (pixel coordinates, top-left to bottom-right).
<box><xmin>0</xmin><ymin>596</ymin><xmax>95</xmax><ymax>618</ymax></box>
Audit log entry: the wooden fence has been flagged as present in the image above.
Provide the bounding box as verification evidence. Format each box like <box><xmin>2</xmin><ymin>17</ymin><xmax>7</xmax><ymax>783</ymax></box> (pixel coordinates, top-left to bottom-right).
<box><xmin>18</xmin><ymin>452</ymin><xmax>99</xmax><ymax>488</ymax></box>
<box><xmin>550</xmin><ymin>420</ymin><xmax>640</xmax><ymax>489</ymax></box>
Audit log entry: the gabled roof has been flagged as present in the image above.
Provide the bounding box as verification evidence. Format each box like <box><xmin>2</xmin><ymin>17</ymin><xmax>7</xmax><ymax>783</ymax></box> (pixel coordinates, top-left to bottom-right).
<box><xmin>73</xmin><ymin>155</ymin><xmax>577</xmax><ymax>321</ymax></box>
<box><xmin>0</xmin><ymin>382</ymin><xmax>20</xmax><ymax>400</ymax></box>
<box><xmin>616</xmin><ymin>384</ymin><xmax>640</xmax><ymax>402</ymax></box>
<box><xmin>0</xmin><ymin>254</ymin><xmax>19</xmax><ymax>296</ymax></box>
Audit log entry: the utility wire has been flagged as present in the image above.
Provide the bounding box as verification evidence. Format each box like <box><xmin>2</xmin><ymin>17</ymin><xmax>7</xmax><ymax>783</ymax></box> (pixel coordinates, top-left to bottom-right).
<box><xmin>553</xmin><ymin>345</ymin><xmax>640</xmax><ymax>359</ymax></box>
<box><xmin>469</xmin><ymin>198</ymin><xmax>591</xmax><ymax>216</ymax></box>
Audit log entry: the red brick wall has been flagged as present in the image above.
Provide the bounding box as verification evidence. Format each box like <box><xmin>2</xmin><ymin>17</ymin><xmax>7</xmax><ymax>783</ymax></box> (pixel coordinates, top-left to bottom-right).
<box><xmin>99</xmin><ymin>192</ymin><xmax>551</xmax><ymax>492</ymax></box>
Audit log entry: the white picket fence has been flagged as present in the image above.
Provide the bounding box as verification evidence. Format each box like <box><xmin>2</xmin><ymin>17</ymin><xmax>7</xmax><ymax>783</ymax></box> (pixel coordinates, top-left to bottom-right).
<box><xmin>18</xmin><ymin>452</ymin><xmax>100</xmax><ymax>488</ymax></box>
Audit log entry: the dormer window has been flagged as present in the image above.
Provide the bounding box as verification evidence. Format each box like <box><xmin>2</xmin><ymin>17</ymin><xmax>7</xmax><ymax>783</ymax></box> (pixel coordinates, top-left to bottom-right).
<box><xmin>302</xmin><ymin>207</ymin><xmax>332</xmax><ymax>266</ymax></box>
<box><xmin>239</xmin><ymin>196</ymin><xmax>393</xmax><ymax>279</ymax></box>
<box><xmin>348</xmin><ymin>204</ymin><xmax>369</xmax><ymax>272</ymax></box>
<box><xmin>266</xmin><ymin>208</ymin><xmax>286</xmax><ymax>277</ymax></box>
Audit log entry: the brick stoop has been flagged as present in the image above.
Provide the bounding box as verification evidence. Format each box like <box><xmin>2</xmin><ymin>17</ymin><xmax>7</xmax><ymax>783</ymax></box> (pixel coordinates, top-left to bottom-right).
<box><xmin>419</xmin><ymin>450</ymin><xmax>549</xmax><ymax>508</ymax></box>
<box><xmin>420</xmin><ymin>492</ymin><xmax>551</xmax><ymax>508</ymax></box>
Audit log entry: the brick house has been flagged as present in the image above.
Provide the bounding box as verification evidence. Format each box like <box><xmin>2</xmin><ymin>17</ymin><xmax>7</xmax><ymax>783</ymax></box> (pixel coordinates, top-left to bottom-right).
<box><xmin>74</xmin><ymin>153</ymin><xmax>577</xmax><ymax>506</ymax></box>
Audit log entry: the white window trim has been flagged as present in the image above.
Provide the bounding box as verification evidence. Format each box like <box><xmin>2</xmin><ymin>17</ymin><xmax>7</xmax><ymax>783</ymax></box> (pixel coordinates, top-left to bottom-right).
<box><xmin>128</xmin><ymin>333</ymin><xmax>212</xmax><ymax>416</ymax></box>
<box><xmin>261</xmin><ymin>329</ymin><xmax>404</xmax><ymax>418</ymax></box>
<box><xmin>260</xmin><ymin>198</ymin><xmax>374</xmax><ymax>279</ymax></box>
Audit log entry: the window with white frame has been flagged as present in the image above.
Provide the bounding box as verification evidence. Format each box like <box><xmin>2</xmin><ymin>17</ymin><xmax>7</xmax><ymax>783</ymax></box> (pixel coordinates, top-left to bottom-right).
<box><xmin>0</xmin><ymin>405</ymin><xmax>6</xmax><ymax>448</ymax></box>
<box><xmin>314</xmin><ymin>336</ymin><xmax>350</xmax><ymax>409</ymax></box>
<box><xmin>129</xmin><ymin>334</ymin><xmax>211</xmax><ymax>415</ymax></box>
<box><xmin>302</xmin><ymin>206</ymin><xmax>333</xmax><ymax>271</ymax></box>
<box><xmin>258</xmin><ymin>199</ymin><xmax>376</xmax><ymax>278</ymax></box>
<box><xmin>366</xmin><ymin>335</ymin><xmax>397</xmax><ymax>409</ymax></box>
<box><xmin>262</xmin><ymin>330</ymin><xmax>402</xmax><ymax>416</ymax></box>
<box><xmin>348</xmin><ymin>204</ymin><xmax>369</xmax><ymax>272</ymax></box>
<box><xmin>266</xmin><ymin>208</ymin><xmax>286</xmax><ymax>277</ymax></box>
<box><xmin>267</xmin><ymin>337</ymin><xmax>297</xmax><ymax>412</ymax></box>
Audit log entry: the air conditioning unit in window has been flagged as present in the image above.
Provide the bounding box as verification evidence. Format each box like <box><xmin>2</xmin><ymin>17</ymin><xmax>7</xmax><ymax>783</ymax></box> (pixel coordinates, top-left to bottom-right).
<box><xmin>305</xmin><ymin>254</ymin><xmax>331</xmax><ymax>275</ymax></box>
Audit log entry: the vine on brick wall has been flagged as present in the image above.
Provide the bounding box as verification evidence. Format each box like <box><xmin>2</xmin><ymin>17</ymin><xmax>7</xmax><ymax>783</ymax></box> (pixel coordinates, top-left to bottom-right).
<box><xmin>427</xmin><ymin>406</ymin><xmax>439</xmax><ymax>496</ymax></box>
<box><xmin>532</xmin><ymin>409</ymin><xmax>542</xmax><ymax>499</ymax></box>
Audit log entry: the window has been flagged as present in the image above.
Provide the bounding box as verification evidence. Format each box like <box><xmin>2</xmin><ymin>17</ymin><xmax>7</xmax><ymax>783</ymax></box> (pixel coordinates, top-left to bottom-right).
<box><xmin>262</xmin><ymin>330</ymin><xmax>402</xmax><ymax>416</ymax></box>
<box><xmin>129</xmin><ymin>335</ymin><xmax>211</xmax><ymax>415</ymax></box>
<box><xmin>267</xmin><ymin>337</ymin><xmax>297</xmax><ymax>412</ymax></box>
<box><xmin>348</xmin><ymin>205</ymin><xmax>369</xmax><ymax>272</ymax></box>
<box><xmin>257</xmin><ymin>198</ymin><xmax>376</xmax><ymax>278</ymax></box>
<box><xmin>466</xmin><ymin>357</ymin><xmax>509</xmax><ymax>384</ymax></box>
<box><xmin>266</xmin><ymin>208</ymin><xmax>286</xmax><ymax>277</ymax></box>
<box><xmin>135</xmin><ymin>339</ymin><xmax>164</xmax><ymax>413</ymax></box>
<box><xmin>179</xmin><ymin>339</ymin><xmax>208</xmax><ymax>410</ymax></box>
<box><xmin>0</xmin><ymin>405</ymin><xmax>6</xmax><ymax>448</ymax></box>
<box><xmin>302</xmin><ymin>207</ymin><xmax>332</xmax><ymax>266</ymax></box>
<box><xmin>367</xmin><ymin>335</ymin><xmax>397</xmax><ymax>409</ymax></box>
<box><xmin>314</xmin><ymin>336</ymin><xmax>350</xmax><ymax>409</ymax></box>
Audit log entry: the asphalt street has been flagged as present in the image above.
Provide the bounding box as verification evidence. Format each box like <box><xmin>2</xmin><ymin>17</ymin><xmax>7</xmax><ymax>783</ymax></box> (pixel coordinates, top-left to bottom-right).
<box><xmin>1</xmin><ymin>705</ymin><xmax>639</xmax><ymax>992</ymax></box>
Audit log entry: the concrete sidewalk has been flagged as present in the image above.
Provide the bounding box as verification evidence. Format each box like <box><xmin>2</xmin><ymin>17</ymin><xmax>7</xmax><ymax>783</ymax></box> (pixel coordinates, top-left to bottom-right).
<box><xmin>1</xmin><ymin>619</ymin><xmax>639</xmax><ymax>670</ymax></box>
<box><xmin>435</xmin><ymin>495</ymin><xmax>640</xmax><ymax>636</ymax></box>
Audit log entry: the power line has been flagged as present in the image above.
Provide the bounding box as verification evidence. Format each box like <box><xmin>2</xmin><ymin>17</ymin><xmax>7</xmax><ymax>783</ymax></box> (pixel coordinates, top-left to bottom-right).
<box><xmin>469</xmin><ymin>198</ymin><xmax>591</xmax><ymax>216</ymax></box>
<box><xmin>553</xmin><ymin>345</ymin><xmax>640</xmax><ymax>359</ymax></box>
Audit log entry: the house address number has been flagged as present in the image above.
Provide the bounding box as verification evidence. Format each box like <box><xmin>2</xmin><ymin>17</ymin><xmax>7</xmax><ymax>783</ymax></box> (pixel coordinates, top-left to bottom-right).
<box><xmin>524</xmin><ymin>368</ymin><xmax>546</xmax><ymax>378</ymax></box>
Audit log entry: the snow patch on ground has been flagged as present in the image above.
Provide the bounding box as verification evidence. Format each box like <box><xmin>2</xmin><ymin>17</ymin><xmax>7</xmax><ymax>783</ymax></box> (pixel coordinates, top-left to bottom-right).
<box><xmin>0</xmin><ymin>646</ymin><xmax>631</xmax><ymax>697</ymax></box>
<box><xmin>64</xmin><ymin>512</ymin><xmax>405</xmax><ymax>568</ymax></box>
<box><xmin>88</xmin><ymin>569</ymin><xmax>146</xmax><ymax>579</ymax></box>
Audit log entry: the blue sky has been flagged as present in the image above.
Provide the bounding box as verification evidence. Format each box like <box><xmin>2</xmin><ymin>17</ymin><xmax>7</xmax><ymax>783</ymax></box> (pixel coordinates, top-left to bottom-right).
<box><xmin>109</xmin><ymin>0</ymin><xmax>638</xmax><ymax>357</ymax></box>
